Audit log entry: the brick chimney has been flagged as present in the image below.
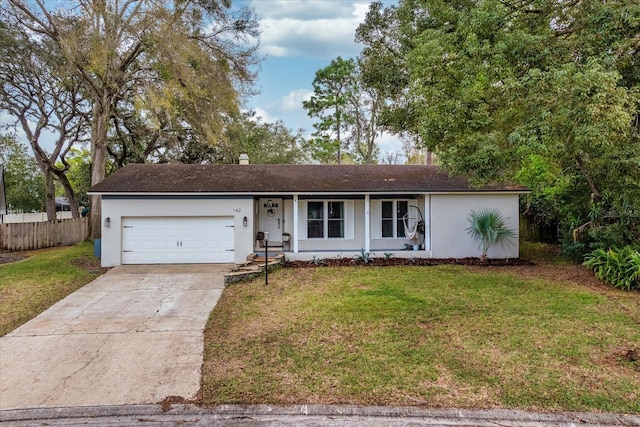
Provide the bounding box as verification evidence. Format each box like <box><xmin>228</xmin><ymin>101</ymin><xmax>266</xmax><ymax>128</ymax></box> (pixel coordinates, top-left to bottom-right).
<box><xmin>239</xmin><ymin>153</ymin><xmax>249</xmax><ymax>165</ymax></box>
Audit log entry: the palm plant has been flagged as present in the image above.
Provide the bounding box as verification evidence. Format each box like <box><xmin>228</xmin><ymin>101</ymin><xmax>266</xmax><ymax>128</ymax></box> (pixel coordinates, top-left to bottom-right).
<box><xmin>465</xmin><ymin>208</ymin><xmax>516</xmax><ymax>261</ymax></box>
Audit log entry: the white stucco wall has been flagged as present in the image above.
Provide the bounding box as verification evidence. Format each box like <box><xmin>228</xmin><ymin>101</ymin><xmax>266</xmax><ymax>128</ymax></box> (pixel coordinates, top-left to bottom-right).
<box><xmin>430</xmin><ymin>193</ymin><xmax>520</xmax><ymax>259</ymax></box>
<box><xmin>100</xmin><ymin>197</ymin><xmax>254</xmax><ymax>267</ymax></box>
<box><xmin>100</xmin><ymin>193</ymin><xmax>521</xmax><ymax>265</ymax></box>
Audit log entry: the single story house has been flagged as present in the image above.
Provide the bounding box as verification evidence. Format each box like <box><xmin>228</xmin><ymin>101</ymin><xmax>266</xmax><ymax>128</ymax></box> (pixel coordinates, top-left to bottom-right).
<box><xmin>88</xmin><ymin>162</ymin><xmax>527</xmax><ymax>267</ymax></box>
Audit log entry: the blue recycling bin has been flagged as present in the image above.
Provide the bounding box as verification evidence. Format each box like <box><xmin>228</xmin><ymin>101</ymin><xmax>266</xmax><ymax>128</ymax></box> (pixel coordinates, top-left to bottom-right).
<box><xmin>94</xmin><ymin>239</ymin><xmax>101</xmax><ymax>258</ymax></box>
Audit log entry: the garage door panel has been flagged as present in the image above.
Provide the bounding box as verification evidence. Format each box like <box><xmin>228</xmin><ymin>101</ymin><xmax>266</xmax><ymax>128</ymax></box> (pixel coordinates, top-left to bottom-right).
<box><xmin>122</xmin><ymin>217</ymin><xmax>235</xmax><ymax>264</ymax></box>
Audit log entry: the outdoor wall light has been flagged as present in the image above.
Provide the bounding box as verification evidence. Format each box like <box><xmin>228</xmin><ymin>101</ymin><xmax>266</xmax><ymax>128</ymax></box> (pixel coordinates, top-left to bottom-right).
<box><xmin>104</xmin><ymin>217</ymin><xmax>111</xmax><ymax>228</ymax></box>
<box><xmin>243</xmin><ymin>216</ymin><xmax>248</xmax><ymax>227</ymax></box>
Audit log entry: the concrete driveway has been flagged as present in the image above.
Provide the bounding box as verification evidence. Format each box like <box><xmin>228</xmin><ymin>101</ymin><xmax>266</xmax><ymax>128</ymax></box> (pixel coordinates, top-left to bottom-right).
<box><xmin>0</xmin><ymin>264</ymin><xmax>230</xmax><ymax>410</ymax></box>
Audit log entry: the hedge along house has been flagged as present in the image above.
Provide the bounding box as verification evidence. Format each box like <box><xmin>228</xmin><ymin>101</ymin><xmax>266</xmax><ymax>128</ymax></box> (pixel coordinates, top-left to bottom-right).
<box><xmin>88</xmin><ymin>162</ymin><xmax>527</xmax><ymax>267</ymax></box>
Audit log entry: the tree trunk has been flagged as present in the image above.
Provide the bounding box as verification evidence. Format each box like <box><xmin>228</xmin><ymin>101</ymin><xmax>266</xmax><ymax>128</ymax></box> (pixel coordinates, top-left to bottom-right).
<box><xmin>55</xmin><ymin>171</ymin><xmax>80</xmax><ymax>218</ymax></box>
<box><xmin>44</xmin><ymin>169</ymin><xmax>56</xmax><ymax>221</ymax></box>
<box><xmin>336</xmin><ymin>110</ymin><xmax>341</xmax><ymax>164</ymax></box>
<box><xmin>89</xmin><ymin>103</ymin><xmax>109</xmax><ymax>240</ymax></box>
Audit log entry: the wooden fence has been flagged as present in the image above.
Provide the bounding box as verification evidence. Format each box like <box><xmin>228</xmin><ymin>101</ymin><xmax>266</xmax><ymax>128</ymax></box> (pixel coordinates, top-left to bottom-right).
<box><xmin>0</xmin><ymin>217</ymin><xmax>90</xmax><ymax>251</ymax></box>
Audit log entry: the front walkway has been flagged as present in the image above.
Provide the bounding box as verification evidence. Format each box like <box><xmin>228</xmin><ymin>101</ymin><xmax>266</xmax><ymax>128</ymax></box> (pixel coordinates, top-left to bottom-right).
<box><xmin>0</xmin><ymin>264</ymin><xmax>229</xmax><ymax>410</ymax></box>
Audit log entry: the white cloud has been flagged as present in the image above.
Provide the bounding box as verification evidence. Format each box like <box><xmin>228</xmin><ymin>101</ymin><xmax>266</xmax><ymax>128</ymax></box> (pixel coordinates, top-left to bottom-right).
<box><xmin>279</xmin><ymin>89</ymin><xmax>313</xmax><ymax>112</ymax></box>
<box><xmin>252</xmin><ymin>1</ymin><xmax>375</xmax><ymax>58</ymax></box>
<box><xmin>251</xmin><ymin>107</ymin><xmax>278</xmax><ymax>123</ymax></box>
<box><xmin>252</xmin><ymin>0</ymin><xmax>355</xmax><ymax>20</ymax></box>
<box><xmin>377</xmin><ymin>131</ymin><xmax>403</xmax><ymax>155</ymax></box>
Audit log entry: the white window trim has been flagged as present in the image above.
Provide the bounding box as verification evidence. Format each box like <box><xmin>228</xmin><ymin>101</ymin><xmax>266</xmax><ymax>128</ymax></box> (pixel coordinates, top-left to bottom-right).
<box><xmin>307</xmin><ymin>201</ymin><xmax>327</xmax><ymax>239</ymax></box>
<box><xmin>380</xmin><ymin>199</ymin><xmax>410</xmax><ymax>239</ymax></box>
<box><xmin>299</xmin><ymin>200</ymin><xmax>354</xmax><ymax>240</ymax></box>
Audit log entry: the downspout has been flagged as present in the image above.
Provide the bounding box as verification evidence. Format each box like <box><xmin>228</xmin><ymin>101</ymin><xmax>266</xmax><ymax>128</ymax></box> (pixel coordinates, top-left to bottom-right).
<box><xmin>365</xmin><ymin>194</ymin><xmax>370</xmax><ymax>253</ymax></box>
<box><xmin>293</xmin><ymin>194</ymin><xmax>299</xmax><ymax>253</ymax></box>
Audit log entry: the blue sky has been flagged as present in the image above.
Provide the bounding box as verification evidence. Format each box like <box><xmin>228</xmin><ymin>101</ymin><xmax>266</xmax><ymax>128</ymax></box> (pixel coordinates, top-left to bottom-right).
<box><xmin>2</xmin><ymin>0</ymin><xmax>402</xmax><ymax>159</ymax></box>
<box><xmin>245</xmin><ymin>0</ymin><xmax>402</xmax><ymax>157</ymax></box>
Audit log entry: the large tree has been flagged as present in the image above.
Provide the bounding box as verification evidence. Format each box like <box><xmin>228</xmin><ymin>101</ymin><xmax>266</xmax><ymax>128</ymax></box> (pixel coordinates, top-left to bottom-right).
<box><xmin>359</xmin><ymin>0</ymin><xmax>640</xmax><ymax>250</ymax></box>
<box><xmin>303</xmin><ymin>57</ymin><xmax>384</xmax><ymax>164</ymax></box>
<box><xmin>303</xmin><ymin>57</ymin><xmax>357</xmax><ymax>164</ymax></box>
<box><xmin>355</xmin><ymin>0</ymin><xmax>425</xmax><ymax>138</ymax></box>
<box><xmin>4</xmin><ymin>0</ymin><xmax>259</xmax><ymax>238</ymax></box>
<box><xmin>0</xmin><ymin>20</ymin><xmax>89</xmax><ymax>220</ymax></box>
<box><xmin>344</xmin><ymin>65</ymin><xmax>384</xmax><ymax>164</ymax></box>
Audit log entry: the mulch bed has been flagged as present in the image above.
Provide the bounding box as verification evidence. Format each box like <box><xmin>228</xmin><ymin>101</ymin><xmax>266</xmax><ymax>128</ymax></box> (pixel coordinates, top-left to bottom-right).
<box><xmin>286</xmin><ymin>256</ymin><xmax>534</xmax><ymax>268</ymax></box>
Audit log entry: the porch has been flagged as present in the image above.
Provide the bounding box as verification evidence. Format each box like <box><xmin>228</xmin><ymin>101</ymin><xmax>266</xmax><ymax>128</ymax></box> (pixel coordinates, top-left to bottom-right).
<box><xmin>253</xmin><ymin>194</ymin><xmax>429</xmax><ymax>262</ymax></box>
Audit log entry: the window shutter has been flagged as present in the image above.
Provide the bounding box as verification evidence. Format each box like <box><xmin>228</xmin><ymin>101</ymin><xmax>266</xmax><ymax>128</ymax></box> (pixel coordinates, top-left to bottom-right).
<box><xmin>298</xmin><ymin>201</ymin><xmax>307</xmax><ymax>240</ymax></box>
<box><xmin>344</xmin><ymin>200</ymin><xmax>355</xmax><ymax>240</ymax></box>
<box><xmin>370</xmin><ymin>200</ymin><xmax>382</xmax><ymax>239</ymax></box>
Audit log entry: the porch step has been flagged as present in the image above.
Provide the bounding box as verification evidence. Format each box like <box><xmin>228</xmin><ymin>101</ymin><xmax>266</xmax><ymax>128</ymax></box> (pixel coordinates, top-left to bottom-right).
<box><xmin>224</xmin><ymin>252</ymin><xmax>285</xmax><ymax>286</ymax></box>
<box><xmin>253</xmin><ymin>257</ymin><xmax>280</xmax><ymax>263</ymax></box>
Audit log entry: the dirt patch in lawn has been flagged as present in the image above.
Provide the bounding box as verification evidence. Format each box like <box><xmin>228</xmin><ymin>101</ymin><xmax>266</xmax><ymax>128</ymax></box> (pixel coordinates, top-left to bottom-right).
<box><xmin>69</xmin><ymin>256</ymin><xmax>111</xmax><ymax>275</ymax></box>
<box><xmin>0</xmin><ymin>251</ymin><xmax>26</xmax><ymax>265</ymax></box>
<box><xmin>466</xmin><ymin>263</ymin><xmax>602</xmax><ymax>286</ymax></box>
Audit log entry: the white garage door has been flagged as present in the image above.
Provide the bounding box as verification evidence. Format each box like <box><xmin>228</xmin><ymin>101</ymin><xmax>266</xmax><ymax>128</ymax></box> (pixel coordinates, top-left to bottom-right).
<box><xmin>122</xmin><ymin>217</ymin><xmax>235</xmax><ymax>264</ymax></box>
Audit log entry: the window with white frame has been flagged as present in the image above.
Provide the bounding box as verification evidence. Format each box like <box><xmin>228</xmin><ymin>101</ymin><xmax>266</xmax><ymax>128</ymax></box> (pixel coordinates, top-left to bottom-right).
<box><xmin>307</xmin><ymin>201</ymin><xmax>345</xmax><ymax>238</ymax></box>
<box><xmin>307</xmin><ymin>202</ymin><xmax>324</xmax><ymax>238</ymax></box>
<box><xmin>381</xmin><ymin>200</ymin><xmax>408</xmax><ymax>238</ymax></box>
<box><xmin>328</xmin><ymin>201</ymin><xmax>344</xmax><ymax>238</ymax></box>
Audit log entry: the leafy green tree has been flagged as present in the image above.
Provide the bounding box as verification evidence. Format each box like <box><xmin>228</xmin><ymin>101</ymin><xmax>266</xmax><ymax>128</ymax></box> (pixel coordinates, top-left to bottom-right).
<box><xmin>0</xmin><ymin>20</ymin><xmax>88</xmax><ymax>219</ymax></box>
<box><xmin>220</xmin><ymin>112</ymin><xmax>309</xmax><ymax>164</ymax></box>
<box><xmin>0</xmin><ymin>134</ymin><xmax>45</xmax><ymax>212</ymax></box>
<box><xmin>59</xmin><ymin>148</ymin><xmax>92</xmax><ymax>208</ymax></box>
<box><xmin>355</xmin><ymin>1</ymin><xmax>425</xmax><ymax>138</ymax></box>
<box><xmin>359</xmin><ymin>0</ymin><xmax>640</xmax><ymax>251</ymax></box>
<box><xmin>304</xmin><ymin>57</ymin><xmax>385</xmax><ymax>164</ymax></box>
<box><xmin>5</xmin><ymin>0</ymin><xmax>260</xmax><ymax>238</ymax></box>
<box><xmin>344</xmin><ymin>65</ymin><xmax>384</xmax><ymax>164</ymax></box>
<box><xmin>303</xmin><ymin>57</ymin><xmax>357</xmax><ymax>164</ymax></box>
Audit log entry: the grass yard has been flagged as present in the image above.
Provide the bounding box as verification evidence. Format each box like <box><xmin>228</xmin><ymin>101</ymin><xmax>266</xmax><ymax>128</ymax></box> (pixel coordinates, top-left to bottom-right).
<box><xmin>0</xmin><ymin>242</ymin><xmax>104</xmax><ymax>336</ymax></box>
<box><xmin>202</xmin><ymin>259</ymin><xmax>640</xmax><ymax>413</ymax></box>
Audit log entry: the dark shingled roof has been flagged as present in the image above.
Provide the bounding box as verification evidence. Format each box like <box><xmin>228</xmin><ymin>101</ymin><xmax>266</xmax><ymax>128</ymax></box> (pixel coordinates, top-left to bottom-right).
<box><xmin>89</xmin><ymin>164</ymin><xmax>527</xmax><ymax>194</ymax></box>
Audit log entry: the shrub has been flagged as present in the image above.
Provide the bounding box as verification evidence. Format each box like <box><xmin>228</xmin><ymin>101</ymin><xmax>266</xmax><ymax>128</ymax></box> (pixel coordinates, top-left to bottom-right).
<box><xmin>583</xmin><ymin>246</ymin><xmax>640</xmax><ymax>291</ymax></box>
<box><xmin>309</xmin><ymin>256</ymin><xmax>325</xmax><ymax>266</ymax></box>
<box><xmin>353</xmin><ymin>248</ymin><xmax>375</xmax><ymax>264</ymax></box>
<box><xmin>466</xmin><ymin>208</ymin><xmax>516</xmax><ymax>261</ymax></box>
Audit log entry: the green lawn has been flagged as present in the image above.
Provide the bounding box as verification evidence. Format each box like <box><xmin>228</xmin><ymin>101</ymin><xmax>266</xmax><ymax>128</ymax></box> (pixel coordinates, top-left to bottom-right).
<box><xmin>0</xmin><ymin>242</ymin><xmax>102</xmax><ymax>336</ymax></box>
<box><xmin>2</xmin><ymin>242</ymin><xmax>638</xmax><ymax>413</ymax></box>
<box><xmin>202</xmin><ymin>264</ymin><xmax>640</xmax><ymax>413</ymax></box>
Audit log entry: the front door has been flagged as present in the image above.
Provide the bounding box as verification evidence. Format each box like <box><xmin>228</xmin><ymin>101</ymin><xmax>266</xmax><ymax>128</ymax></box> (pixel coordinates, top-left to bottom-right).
<box><xmin>258</xmin><ymin>198</ymin><xmax>283</xmax><ymax>243</ymax></box>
